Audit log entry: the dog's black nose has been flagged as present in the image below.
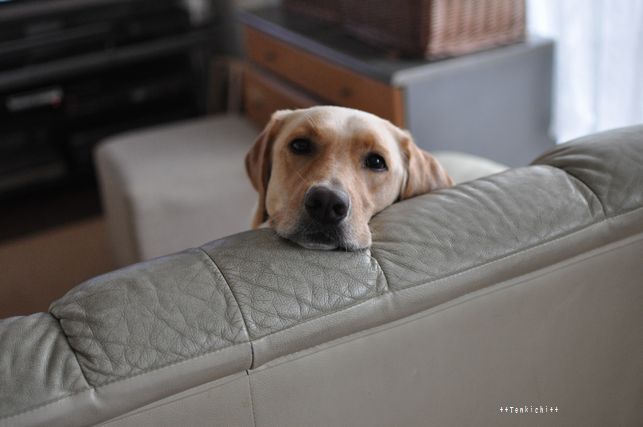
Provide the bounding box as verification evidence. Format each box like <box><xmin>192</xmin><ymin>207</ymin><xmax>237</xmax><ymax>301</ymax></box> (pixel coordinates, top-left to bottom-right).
<box><xmin>304</xmin><ymin>186</ymin><xmax>350</xmax><ymax>225</ymax></box>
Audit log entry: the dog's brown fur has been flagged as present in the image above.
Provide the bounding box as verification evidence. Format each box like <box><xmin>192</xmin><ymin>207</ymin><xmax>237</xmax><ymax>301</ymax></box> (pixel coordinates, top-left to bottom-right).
<box><xmin>246</xmin><ymin>106</ymin><xmax>453</xmax><ymax>250</ymax></box>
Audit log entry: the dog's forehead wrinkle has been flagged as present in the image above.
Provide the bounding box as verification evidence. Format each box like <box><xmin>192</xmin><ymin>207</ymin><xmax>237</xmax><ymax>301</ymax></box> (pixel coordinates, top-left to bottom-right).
<box><xmin>301</xmin><ymin>114</ymin><xmax>326</xmax><ymax>136</ymax></box>
<box><xmin>288</xmin><ymin>109</ymin><xmax>389</xmax><ymax>147</ymax></box>
<box><xmin>279</xmin><ymin>113</ymin><xmax>338</xmax><ymax>143</ymax></box>
<box><xmin>308</xmin><ymin>109</ymin><xmax>371</xmax><ymax>135</ymax></box>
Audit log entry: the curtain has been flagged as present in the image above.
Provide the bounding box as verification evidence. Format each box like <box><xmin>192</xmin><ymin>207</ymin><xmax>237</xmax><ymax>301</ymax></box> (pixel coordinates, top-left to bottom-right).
<box><xmin>528</xmin><ymin>0</ymin><xmax>643</xmax><ymax>142</ymax></box>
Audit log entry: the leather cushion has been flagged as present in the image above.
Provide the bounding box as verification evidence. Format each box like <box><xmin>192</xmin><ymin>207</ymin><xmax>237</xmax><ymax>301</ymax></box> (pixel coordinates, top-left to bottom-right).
<box><xmin>50</xmin><ymin>248</ymin><xmax>249</xmax><ymax>386</ymax></box>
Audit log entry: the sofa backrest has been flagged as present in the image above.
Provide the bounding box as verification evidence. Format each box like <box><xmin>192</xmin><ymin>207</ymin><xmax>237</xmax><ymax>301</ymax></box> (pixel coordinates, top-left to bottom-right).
<box><xmin>1</xmin><ymin>126</ymin><xmax>642</xmax><ymax>426</ymax></box>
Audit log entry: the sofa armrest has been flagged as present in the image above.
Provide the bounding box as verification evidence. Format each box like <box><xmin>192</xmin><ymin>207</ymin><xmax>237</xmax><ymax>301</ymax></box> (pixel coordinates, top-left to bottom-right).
<box><xmin>0</xmin><ymin>314</ymin><xmax>89</xmax><ymax>420</ymax></box>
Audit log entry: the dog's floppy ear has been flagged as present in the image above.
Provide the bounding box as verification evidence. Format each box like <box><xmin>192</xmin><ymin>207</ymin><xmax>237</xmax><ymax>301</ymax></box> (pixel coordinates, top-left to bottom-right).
<box><xmin>397</xmin><ymin>130</ymin><xmax>454</xmax><ymax>199</ymax></box>
<box><xmin>245</xmin><ymin>110</ymin><xmax>289</xmax><ymax>228</ymax></box>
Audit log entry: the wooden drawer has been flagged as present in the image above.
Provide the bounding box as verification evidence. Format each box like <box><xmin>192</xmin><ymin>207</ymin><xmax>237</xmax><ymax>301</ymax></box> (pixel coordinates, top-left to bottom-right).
<box><xmin>243</xmin><ymin>65</ymin><xmax>318</xmax><ymax>128</ymax></box>
<box><xmin>244</xmin><ymin>26</ymin><xmax>405</xmax><ymax>126</ymax></box>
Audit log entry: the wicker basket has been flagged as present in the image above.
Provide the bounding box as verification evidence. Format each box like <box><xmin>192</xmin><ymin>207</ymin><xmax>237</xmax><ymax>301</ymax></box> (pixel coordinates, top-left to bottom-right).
<box><xmin>339</xmin><ymin>0</ymin><xmax>526</xmax><ymax>58</ymax></box>
<box><xmin>283</xmin><ymin>0</ymin><xmax>342</xmax><ymax>24</ymax></box>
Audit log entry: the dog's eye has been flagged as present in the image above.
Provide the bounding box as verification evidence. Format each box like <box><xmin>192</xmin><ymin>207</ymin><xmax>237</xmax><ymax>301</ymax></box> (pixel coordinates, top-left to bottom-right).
<box><xmin>364</xmin><ymin>153</ymin><xmax>387</xmax><ymax>171</ymax></box>
<box><xmin>289</xmin><ymin>138</ymin><xmax>313</xmax><ymax>155</ymax></box>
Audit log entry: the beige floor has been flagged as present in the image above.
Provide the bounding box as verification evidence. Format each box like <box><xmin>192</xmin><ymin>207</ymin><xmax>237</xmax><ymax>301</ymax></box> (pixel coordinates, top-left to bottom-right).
<box><xmin>0</xmin><ymin>217</ymin><xmax>114</xmax><ymax>318</ymax></box>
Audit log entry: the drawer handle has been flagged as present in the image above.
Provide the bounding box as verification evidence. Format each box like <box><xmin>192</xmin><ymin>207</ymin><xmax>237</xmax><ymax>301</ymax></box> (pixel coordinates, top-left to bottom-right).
<box><xmin>263</xmin><ymin>51</ymin><xmax>278</xmax><ymax>63</ymax></box>
<box><xmin>339</xmin><ymin>86</ymin><xmax>353</xmax><ymax>98</ymax></box>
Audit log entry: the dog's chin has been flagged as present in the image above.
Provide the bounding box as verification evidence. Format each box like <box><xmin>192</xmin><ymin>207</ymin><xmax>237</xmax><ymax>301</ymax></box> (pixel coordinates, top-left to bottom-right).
<box><xmin>297</xmin><ymin>239</ymin><xmax>339</xmax><ymax>251</ymax></box>
<box><xmin>276</xmin><ymin>222</ymin><xmax>365</xmax><ymax>251</ymax></box>
<box><xmin>285</xmin><ymin>230</ymin><xmax>342</xmax><ymax>251</ymax></box>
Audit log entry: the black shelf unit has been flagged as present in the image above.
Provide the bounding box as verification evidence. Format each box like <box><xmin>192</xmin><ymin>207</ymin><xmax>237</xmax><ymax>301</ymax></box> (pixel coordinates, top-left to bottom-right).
<box><xmin>0</xmin><ymin>0</ymin><xmax>226</xmax><ymax>240</ymax></box>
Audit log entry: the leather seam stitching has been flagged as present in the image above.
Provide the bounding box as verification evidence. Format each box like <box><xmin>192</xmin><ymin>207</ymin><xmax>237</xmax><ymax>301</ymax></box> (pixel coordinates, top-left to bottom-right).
<box><xmin>246</xmin><ymin>371</ymin><xmax>258</xmax><ymax>427</ymax></box>
<box><xmin>368</xmin><ymin>248</ymin><xmax>390</xmax><ymax>294</ymax></box>
<box><xmin>49</xmin><ymin>313</ymin><xmax>91</xmax><ymax>389</ymax></box>
<box><xmin>541</xmin><ymin>164</ymin><xmax>607</xmax><ymax>218</ymax></box>
<box><xmin>197</xmin><ymin>248</ymin><xmax>254</xmax><ymax>364</ymax></box>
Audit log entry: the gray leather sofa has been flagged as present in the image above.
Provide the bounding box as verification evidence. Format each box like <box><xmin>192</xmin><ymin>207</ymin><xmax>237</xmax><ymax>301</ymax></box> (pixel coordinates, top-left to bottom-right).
<box><xmin>2</xmin><ymin>126</ymin><xmax>642</xmax><ymax>427</ymax></box>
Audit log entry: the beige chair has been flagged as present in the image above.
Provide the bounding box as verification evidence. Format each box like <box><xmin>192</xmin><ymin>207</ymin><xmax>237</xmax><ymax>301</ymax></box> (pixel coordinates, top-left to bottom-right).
<box><xmin>94</xmin><ymin>115</ymin><xmax>259</xmax><ymax>267</ymax></box>
<box><xmin>2</xmin><ymin>125</ymin><xmax>641</xmax><ymax>426</ymax></box>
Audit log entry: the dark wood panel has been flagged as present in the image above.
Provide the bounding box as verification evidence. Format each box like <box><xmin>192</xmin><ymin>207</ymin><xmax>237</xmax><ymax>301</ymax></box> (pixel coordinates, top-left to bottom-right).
<box><xmin>243</xmin><ymin>64</ymin><xmax>318</xmax><ymax>129</ymax></box>
<box><xmin>244</xmin><ymin>26</ymin><xmax>405</xmax><ymax>126</ymax></box>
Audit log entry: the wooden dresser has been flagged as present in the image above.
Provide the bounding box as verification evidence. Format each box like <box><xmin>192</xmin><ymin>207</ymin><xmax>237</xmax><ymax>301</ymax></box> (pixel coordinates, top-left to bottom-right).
<box><xmin>239</xmin><ymin>7</ymin><xmax>554</xmax><ymax>166</ymax></box>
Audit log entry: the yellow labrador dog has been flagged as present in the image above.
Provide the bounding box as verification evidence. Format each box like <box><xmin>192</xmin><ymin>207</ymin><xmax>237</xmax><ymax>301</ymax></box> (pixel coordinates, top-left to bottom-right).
<box><xmin>245</xmin><ymin>106</ymin><xmax>453</xmax><ymax>250</ymax></box>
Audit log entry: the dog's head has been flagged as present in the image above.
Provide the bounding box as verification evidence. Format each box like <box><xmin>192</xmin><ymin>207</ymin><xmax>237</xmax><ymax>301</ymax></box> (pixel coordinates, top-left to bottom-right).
<box><xmin>245</xmin><ymin>106</ymin><xmax>453</xmax><ymax>250</ymax></box>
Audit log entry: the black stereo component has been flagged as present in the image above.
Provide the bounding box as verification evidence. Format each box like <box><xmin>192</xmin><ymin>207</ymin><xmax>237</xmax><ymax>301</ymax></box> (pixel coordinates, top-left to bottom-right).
<box><xmin>0</xmin><ymin>0</ymin><xmax>193</xmax><ymax>70</ymax></box>
<box><xmin>0</xmin><ymin>0</ymin><xmax>216</xmax><ymax>198</ymax></box>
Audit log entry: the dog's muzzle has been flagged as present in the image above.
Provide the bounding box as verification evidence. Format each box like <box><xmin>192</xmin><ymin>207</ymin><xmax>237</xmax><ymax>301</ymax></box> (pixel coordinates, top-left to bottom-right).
<box><xmin>304</xmin><ymin>186</ymin><xmax>350</xmax><ymax>225</ymax></box>
<box><xmin>285</xmin><ymin>185</ymin><xmax>352</xmax><ymax>250</ymax></box>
